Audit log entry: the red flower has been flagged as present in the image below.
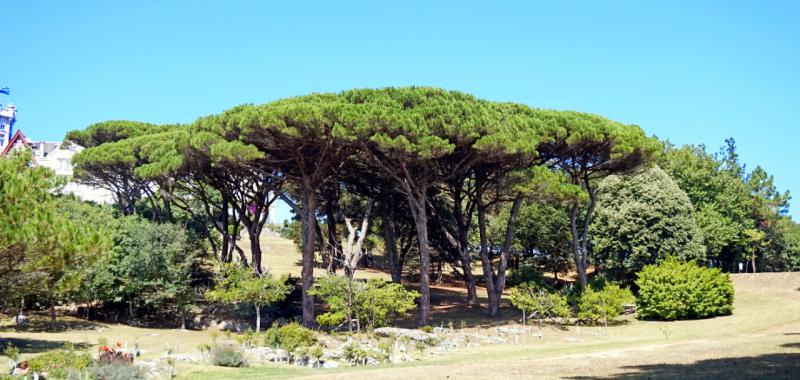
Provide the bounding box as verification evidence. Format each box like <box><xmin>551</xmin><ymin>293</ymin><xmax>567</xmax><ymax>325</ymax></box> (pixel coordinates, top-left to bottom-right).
<box><xmin>102</xmin><ymin>346</ymin><xmax>110</xmax><ymax>352</ymax></box>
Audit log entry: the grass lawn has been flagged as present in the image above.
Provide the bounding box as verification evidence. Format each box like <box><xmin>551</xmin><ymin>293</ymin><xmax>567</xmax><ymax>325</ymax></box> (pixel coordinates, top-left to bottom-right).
<box><xmin>2</xmin><ymin>235</ymin><xmax>799</xmax><ymax>379</ymax></box>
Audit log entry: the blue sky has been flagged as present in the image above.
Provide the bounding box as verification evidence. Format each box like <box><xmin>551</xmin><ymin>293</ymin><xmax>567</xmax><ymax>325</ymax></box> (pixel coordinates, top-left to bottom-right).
<box><xmin>3</xmin><ymin>1</ymin><xmax>799</xmax><ymax>221</ymax></box>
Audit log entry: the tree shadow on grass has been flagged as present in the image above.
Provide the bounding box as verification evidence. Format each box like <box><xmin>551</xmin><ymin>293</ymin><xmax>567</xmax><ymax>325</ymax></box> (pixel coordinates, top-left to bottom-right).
<box><xmin>781</xmin><ymin>343</ymin><xmax>800</xmax><ymax>349</ymax></box>
<box><xmin>0</xmin><ymin>318</ymin><xmax>104</xmax><ymax>333</ymax></box>
<box><xmin>0</xmin><ymin>337</ymin><xmax>90</xmax><ymax>354</ymax></box>
<box><xmin>566</xmin><ymin>352</ymin><xmax>800</xmax><ymax>380</ymax></box>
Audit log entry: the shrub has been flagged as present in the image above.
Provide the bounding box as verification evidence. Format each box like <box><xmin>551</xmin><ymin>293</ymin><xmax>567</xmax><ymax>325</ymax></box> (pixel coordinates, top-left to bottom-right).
<box><xmin>310</xmin><ymin>276</ymin><xmax>418</xmax><ymax>331</ymax></box>
<box><xmin>209</xmin><ymin>344</ymin><xmax>248</xmax><ymax>367</ymax></box>
<box><xmin>509</xmin><ymin>282</ymin><xmax>570</xmax><ymax>336</ymax></box>
<box><xmin>635</xmin><ymin>258</ymin><xmax>734</xmax><ymax>320</ymax></box>
<box><xmin>90</xmin><ymin>363</ymin><xmax>147</xmax><ymax>380</ymax></box>
<box><xmin>263</xmin><ymin>322</ymin><xmax>317</xmax><ymax>352</ymax></box>
<box><xmin>28</xmin><ymin>349</ymin><xmax>93</xmax><ymax>379</ymax></box>
<box><xmin>577</xmin><ymin>283</ymin><xmax>635</xmax><ymax>324</ymax></box>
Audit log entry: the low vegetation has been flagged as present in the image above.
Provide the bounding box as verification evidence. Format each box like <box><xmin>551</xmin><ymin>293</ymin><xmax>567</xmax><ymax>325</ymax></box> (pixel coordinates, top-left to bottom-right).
<box><xmin>636</xmin><ymin>258</ymin><xmax>735</xmax><ymax>320</ymax></box>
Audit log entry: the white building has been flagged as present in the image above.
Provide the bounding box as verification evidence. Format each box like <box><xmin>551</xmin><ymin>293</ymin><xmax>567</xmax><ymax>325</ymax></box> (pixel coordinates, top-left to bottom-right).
<box><xmin>31</xmin><ymin>140</ymin><xmax>116</xmax><ymax>204</ymax></box>
<box><xmin>0</xmin><ymin>100</ymin><xmax>115</xmax><ymax>204</ymax></box>
<box><xmin>0</xmin><ymin>102</ymin><xmax>16</xmax><ymax>148</ymax></box>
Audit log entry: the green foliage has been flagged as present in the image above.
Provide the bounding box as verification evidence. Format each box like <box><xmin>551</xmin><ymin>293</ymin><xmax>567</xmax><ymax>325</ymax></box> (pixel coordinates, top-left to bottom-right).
<box><xmin>206</xmin><ymin>264</ymin><xmax>292</xmax><ymax>306</ymax></box>
<box><xmin>209</xmin><ymin>344</ymin><xmax>248</xmax><ymax>367</ymax></box>
<box><xmin>65</xmin><ymin>120</ymin><xmax>163</xmax><ymax>148</ymax></box>
<box><xmin>636</xmin><ymin>258</ymin><xmax>734</xmax><ymax>320</ymax></box>
<box><xmin>205</xmin><ymin>264</ymin><xmax>292</xmax><ymax>331</ymax></box>
<box><xmin>508</xmin><ymin>282</ymin><xmax>570</xmax><ymax>325</ymax></box>
<box><xmin>508</xmin><ymin>266</ymin><xmax>546</xmax><ymax>287</ymax></box>
<box><xmin>577</xmin><ymin>283</ymin><xmax>635</xmax><ymax>324</ymax></box>
<box><xmin>593</xmin><ymin>167</ymin><xmax>706</xmax><ymax>281</ymax></box>
<box><xmin>2</xmin><ymin>343</ymin><xmax>19</xmax><ymax>364</ymax></box>
<box><xmin>656</xmin><ymin>140</ymin><xmax>799</xmax><ymax>271</ymax></box>
<box><xmin>90</xmin><ymin>363</ymin><xmax>147</xmax><ymax>380</ymax></box>
<box><xmin>0</xmin><ymin>150</ymin><xmax>109</xmax><ymax>315</ymax></box>
<box><xmin>87</xmin><ymin>216</ymin><xmax>197</xmax><ymax>320</ymax></box>
<box><xmin>509</xmin><ymin>201</ymin><xmax>573</xmax><ymax>280</ymax></box>
<box><xmin>310</xmin><ymin>276</ymin><xmax>419</xmax><ymax>330</ymax></box>
<box><xmin>28</xmin><ymin>349</ymin><xmax>93</xmax><ymax>379</ymax></box>
<box><xmin>263</xmin><ymin>322</ymin><xmax>317</xmax><ymax>352</ymax></box>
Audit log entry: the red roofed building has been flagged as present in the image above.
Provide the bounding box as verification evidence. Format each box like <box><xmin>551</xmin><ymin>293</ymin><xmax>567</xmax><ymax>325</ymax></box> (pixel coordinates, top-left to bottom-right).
<box><xmin>0</xmin><ymin>129</ymin><xmax>34</xmax><ymax>160</ymax></box>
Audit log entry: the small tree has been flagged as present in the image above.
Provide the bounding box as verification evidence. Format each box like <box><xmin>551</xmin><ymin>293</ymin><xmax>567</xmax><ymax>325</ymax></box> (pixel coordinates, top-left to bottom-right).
<box><xmin>311</xmin><ymin>276</ymin><xmax>418</xmax><ymax>332</ymax></box>
<box><xmin>577</xmin><ymin>283</ymin><xmax>635</xmax><ymax>331</ymax></box>
<box><xmin>205</xmin><ymin>264</ymin><xmax>293</xmax><ymax>332</ymax></box>
<box><xmin>508</xmin><ymin>282</ymin><xmax>570</xmax><ymax>338</ymax></box>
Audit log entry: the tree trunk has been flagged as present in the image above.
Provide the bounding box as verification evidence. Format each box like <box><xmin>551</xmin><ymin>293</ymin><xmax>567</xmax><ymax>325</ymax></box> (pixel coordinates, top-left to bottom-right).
<box><xmin>325</xmin><ymin>202</ymin><xmax>338</xmax><ymax>274</ymax></box>
<box><xmin>407</xmin><ymin>193</ymin><xmax>431</xmax><ymax>326</ymax></box>
<box><xmin>460</xmin><ymin>254</ymin><xmax>479</xmax><ymax>307</ymax></box>
<box><xmin>220</xmin><ymin>197</ymin><xmax>231</xmax><ymax>263</ymax></box>
<box><xmin>255</xmin><ymin>304</ymin><xmax>261</xmax><ymax>333</ymax></box>
<box><xmin>569</xmin><ymin>202</ymin><xmax>589</xmax><ymax>291</ymax></box>
<box><xmin>382</xmin><ymin>199</ymin><xmax>403</xmax><ymax>283</ymax></box>
<box><xmin>476</xmin><ymin>182</ymin><xmax>500</xmax><ymax>317</ymax></box>
<box><xmin>490</xmin><ymin>196</ymin><xmax>522</xmax><ymax>317</ymax></box>
<box><xmin>300</xmin><ymin>187</ymin><xmax>317</xmax><ymax>327</ymax></box>
<box><xmin>50</xmin><ymin>299</ymin><xmax>57</xmax><ymax>331</ymax></box>
<box><xmin>249</xmin><ymin>224</ymin><xmax>263</xmax><ymax>274</ymax></box>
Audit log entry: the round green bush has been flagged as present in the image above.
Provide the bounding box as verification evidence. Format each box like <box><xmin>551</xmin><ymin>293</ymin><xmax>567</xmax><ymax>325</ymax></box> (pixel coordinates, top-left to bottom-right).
<box><xmin>263</xmin><ymin>322</ymin><xmax>317</xmax><ymax>352</ymax></box>
<box><xmin>209</xmin><ymin>344</ymin><xmax>248</xmax><ymax>367</ymax></box>
<box><xmin>635</xmin><ymin>258</ymin><xmax>734</xmax><ymax>320</ymax></box>
<box><xmin>28</xmin><ymin>349</ymin><xmax>93</xmax><ymax>379</ymax></box>
<box><xmin>90</xmin><ymin>363</ymin><xmax>147</xmax><ymax>380</ymax></box>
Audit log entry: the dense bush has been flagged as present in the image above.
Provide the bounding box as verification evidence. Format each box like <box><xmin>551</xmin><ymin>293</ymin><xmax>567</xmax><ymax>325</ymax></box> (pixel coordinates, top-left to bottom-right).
<box><xmin>577</xmin><ymin>283</ymin><xmax>635</xmax><ymax>324</ymax></box>
<box><xmin>636</xmin><ymin>258</ymin><xmax>734</xmax><ymax>320</ymax></box>
<box><xmin>310</xmin><ymin>276</ymin><xmax>419</xmax><ymax>331</ymax></box>
<box><xmin>90</xmin><ymin>363</ymin><xmax>147</xmax><ymax>380</ymax></box>
<box><xmin>263</xmin><ymin>322</ymin><xmax>317</xmax><ymax>352</ymax></box>
<box><xmin>209</xmin><ymin>344</ymin><xmax>248</xmax><ymax>367</ymax></box>
<box><xmin>28</xmin><ymin>349</ymin><xmax>93</xmax><ymax>379</ymax></box>
<box><xmin>508</xmin><ymin>282</ymin><xmax>570</xmax><ymax>330</ymax></box>
<box><xmin>78</xmin><ymin>216</ymin><xmax>199</xmax><ymax>323</ymax></box>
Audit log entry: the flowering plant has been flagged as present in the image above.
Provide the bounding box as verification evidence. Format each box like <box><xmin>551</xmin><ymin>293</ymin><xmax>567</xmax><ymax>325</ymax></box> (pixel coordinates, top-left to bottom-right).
<box><xmin>96</xmin><ymin>342</ymin><xmax>134</xmax><ymax>364</ymax></box>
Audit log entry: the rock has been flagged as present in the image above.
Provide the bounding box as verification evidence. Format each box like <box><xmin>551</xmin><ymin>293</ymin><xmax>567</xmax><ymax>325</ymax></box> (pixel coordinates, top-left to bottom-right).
<box><xmin>208</xmin><ymin>319</ymin><xmax>252</xmax><ymax>332</ymax></box>
<box><xmin>497</xmin><ymin>326</ymin><xmax>525</xmax><ymax>335</ymax></box>
<box><xmin>323</xmin><ymin>360</ymin><xmax>340</xmax><ymax>368</ymax></box>
<box><xmin>165</xmin><ymin>353</ymin><xmax>201</xmax><ymax>363</ymax></box>
<box><xmin>374</xmin><ymin>327</ymin><xmax>438</xmax><ymax>342</ymax></box>
<box><xmin>442</xmin><ymin>339</ymin><xmax>460</xmax><ymax>350</ymax></box>
<box><xmin>13</xmin><ymin>315</ymin><xmax>29</xmax><ymax>329</ymax></box>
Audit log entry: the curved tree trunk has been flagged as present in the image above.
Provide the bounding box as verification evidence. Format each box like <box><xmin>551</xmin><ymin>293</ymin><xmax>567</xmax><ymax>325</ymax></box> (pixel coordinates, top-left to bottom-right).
<box><xmin>489</xmin><ymin>196</ymin><xmax>522</xmax><ymax>317</ymax></box>
<box><xmin>407</xmin><ymin>193</ymin><xmax>431</xmax><ymax>326</ymax></box>
<box><xmin>460</xmin><ymin>254</ymin><xmax>479</xmax><ymax>307</ymax></box>
<box><xmin>476</xmin><ymin>188</ymin><xmax>499</xmax><ymax>317</ymax></box>
<box><xmin>300</xmin><ymin>187</ymin><xmax>317</xmax><ymax>327</ymax></box>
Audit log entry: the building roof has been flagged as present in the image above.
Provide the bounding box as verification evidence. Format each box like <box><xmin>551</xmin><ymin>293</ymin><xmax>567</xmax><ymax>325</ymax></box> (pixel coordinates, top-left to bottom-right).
<box><xmin>0</xmin><ymin>129</ymin><xmax>31</xmax><ymax>158</ymax></box>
